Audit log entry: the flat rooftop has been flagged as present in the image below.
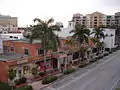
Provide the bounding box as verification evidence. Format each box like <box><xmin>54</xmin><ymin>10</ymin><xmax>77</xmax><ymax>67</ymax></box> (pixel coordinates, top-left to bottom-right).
<box><xmin>0</xmin><ymin>52</ymin><xmax>29</xmax><ymax>61</ymax></box>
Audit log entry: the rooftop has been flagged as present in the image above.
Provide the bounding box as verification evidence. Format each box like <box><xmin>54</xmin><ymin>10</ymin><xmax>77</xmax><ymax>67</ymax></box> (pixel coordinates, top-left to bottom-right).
<box><xmin>0</xmin><ymin>52</ymin><xmax>29</xmax><ymax>61</ymax></box>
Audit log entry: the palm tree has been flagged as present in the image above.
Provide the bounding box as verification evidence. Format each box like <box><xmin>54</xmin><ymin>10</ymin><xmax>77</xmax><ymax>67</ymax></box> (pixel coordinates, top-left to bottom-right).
<box><xmin>70</xmin><ymin>24</ymin><xmax>90</xmax><ymax>46</ymax></box>
<box><xmin>91</xmin><ymin>27</ymin><xmax>105</xmax><ymax>63</ymax></box>
<box><xmin>91</xmin><ymin>27</ymin><xmax>105</xmax><ymax>40</ymax></box>
<box><xmin>70</xmin><ymin>24</ymin><xmax>90</xmax><ymax>64</ymax></box>
<box><xmin>26</xmin><ymin>18</ymin><xmax>61</xmax><ymax>72</ymax></box>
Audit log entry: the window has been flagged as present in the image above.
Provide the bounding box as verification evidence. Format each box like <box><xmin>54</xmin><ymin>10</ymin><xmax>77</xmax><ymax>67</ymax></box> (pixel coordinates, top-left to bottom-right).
<box><xmin>94</xmin><ymin>22</ymin><xmax>97</xmax><ymax>24</ymax></box>
<box><xmin>73</xmin><ymin>52</ymin><xmax>79</xmax><ymax>60</ymax></box>
<box><xmin>14</xmin><ymin>37</ymin><xmax>18</xmax><ymax>39</ymax></box>
<box><xmin>24</xmin><ymin>49</ymin><xmax>29</xmax><ymax>55</ymax></box>
<box><xmin>94</xmin><ymin>16</ymin><xmax>97</xmax><ymax>18</ymax></box>
<box><xmin>69</xmin><ymin>23</ymin><xmax>71</xmax><ymax>26</ymax></box>
<box><xmin>11</xmin><ymin>47</ymin><xmax>14</xmax><ymax>51</ymax></box>
<box><xmin>9</xmin><ymin>36</ymin><xmax>13</xmax><ymax>38</ymax></box>
<box><xmin>37</xmin><ymin>49</ymin><xmax>44</xmax><ymax>55</ymax></box>
<box><xmin>4</xmin><ymin>32</ymin><xmax>6</xmax><ymax>34</ymax></box>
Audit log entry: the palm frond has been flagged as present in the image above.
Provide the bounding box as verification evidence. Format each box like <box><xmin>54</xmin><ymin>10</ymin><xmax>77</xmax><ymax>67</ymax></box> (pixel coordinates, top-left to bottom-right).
<box><xmin>47</xmin><ymin>18</ymin><xmax>54</xmax><ymax>25</ymax></box>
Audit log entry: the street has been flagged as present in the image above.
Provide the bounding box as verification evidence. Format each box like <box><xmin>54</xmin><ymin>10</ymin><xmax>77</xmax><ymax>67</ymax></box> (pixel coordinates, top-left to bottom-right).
<box><xmin>42</xmin><ymin>50</ymin><xmax>120</xmax><ymax>90</ymax></box>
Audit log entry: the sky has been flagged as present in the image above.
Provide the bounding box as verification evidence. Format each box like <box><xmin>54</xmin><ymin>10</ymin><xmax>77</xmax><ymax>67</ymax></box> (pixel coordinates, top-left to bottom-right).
<box><xmin>0</xmin><ymin>0</ymin><xmax>120</xmax><ymax>27</ymax></box>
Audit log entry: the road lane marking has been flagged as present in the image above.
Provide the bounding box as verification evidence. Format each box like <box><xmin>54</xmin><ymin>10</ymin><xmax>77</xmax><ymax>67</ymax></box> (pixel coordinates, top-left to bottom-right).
<box><xmin>111</xmin><ymin>76</ymin><xmax>120</xmax><ymax>90</ymax></box>
<box><xmin>57</xmin><ymin>51</ymin><xmax>119</xmax><ymax>90</ymax></box>
<box><xmin>47</xmin><ymin>86</ymin><xmax>56</xmax><ymax>90</ymax></box>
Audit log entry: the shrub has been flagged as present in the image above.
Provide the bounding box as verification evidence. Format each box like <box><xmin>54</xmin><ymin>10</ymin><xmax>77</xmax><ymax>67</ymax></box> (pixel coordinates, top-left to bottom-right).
<box><xmin>20</xmin><ymin>77</ymin><xmax>27</xmax><ymax>83</ymax></box>
<box><xmin>115</xmin><ymin>88</ymin><xmax>120</xmax><ymax>90</ymax></box>
<box><xmin>0</xmin><ymin>82</ymin><xmax>11</xmax><ymax>90</ymax></box>
<box><xmin>39</xmin><ymin>72</ymin><xmax>45</xmax><ymax>77</ymax></box>
<box><xmin>63</xmin><ymin>68</ymin><xmax>75</xmax><ymax>74</ymax></box>
<box><xmin>15</xmin><ymin>77</ymin><xmax>27</xmax><ymax>85</ymax></box>
<box><xmin>42</xmin><ymin>76</ymin><xmax>58</xmax><ymax>84</ymax></box>
<box><xmin>15</xmin><ymin>79</ymin><xmax>21</xmax><ymax>85</ymax></box>
<box><xmin>24</xmin><ymin>85</ymin><xmax>33</xmax><ymax>90</ymax></box>
<box><xmin>15</xmin><ymin>85</ymin><xmax>33</xmax><ymax>90</ymax></box>
<box><xmin>79</xmin><ymin>64</ymin><xmax>87</xmax><ymax>68</ymax></box>
<box><xmin>8</xmin><ymin>69</ymin><xmax>16</xmax><ymax>80</ymax></box>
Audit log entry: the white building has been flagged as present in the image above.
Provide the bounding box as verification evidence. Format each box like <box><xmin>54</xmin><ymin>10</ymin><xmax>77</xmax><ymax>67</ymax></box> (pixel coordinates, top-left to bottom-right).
<box><xmin>55</xmin><ymin>27</ymin><xmax>73</xmax><ymax>38</ymax></box>
<box><xmin>0</xmin><ymin>26</ymin><xmax>24</xmax><ymax>54</ymax></box>
<box><xmin>103</xmin><ymin>29</ymin><xmax>116</xmax><ymax>49</ymax></box>
<box><xmin>0</xmin><ymin>25</ymin><xmax>24</xmax><ymax>39</ymax></box>
<box><xmin>90</xmin><ymin>28</ymin><xmax>116</xmax><ymax>49</ymax></box>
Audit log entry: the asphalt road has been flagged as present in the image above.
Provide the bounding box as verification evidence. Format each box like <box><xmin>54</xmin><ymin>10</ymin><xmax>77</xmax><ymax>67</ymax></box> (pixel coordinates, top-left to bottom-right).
<box><xmin>42</xmin><ymin>50</ymin><xmax>120</xmax><ymax>90</ymax></box>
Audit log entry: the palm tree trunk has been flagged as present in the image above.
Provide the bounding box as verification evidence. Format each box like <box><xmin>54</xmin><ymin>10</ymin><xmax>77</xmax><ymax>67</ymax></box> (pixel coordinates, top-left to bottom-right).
<box><xmin>44</xmin><ymin>49</ymin><xmax>47</xmax><ymax>73</ymax></box>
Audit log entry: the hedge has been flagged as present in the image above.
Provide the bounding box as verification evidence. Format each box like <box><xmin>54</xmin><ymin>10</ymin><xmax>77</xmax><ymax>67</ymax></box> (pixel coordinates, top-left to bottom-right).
<box><xmin>39</xmin><ymin>72</ymin><xmax>45</xmax><ymax>77</ymax></box>
<box><xmin>15</xmin><ymin>77</ymin><xmax>27</xmax><ymax>85</ymax></box>
<box><xmin>64</xmin><ymin>68</ymin><xmax>75</xmax><ymax>74</ymax></box>
<box><xmin>15</xmin><ymin>85</ymin><xmax>33</xmax><ymax>90</ymax></box>
<box><xmin>42</xmin><ymin>76</ymin><xmax>58</xmax><ymax>84</ymax></box>
<box><xmin>0</xmin><ymin>82</ymin><xmax>11</xmax><ymax>90</ymax></box>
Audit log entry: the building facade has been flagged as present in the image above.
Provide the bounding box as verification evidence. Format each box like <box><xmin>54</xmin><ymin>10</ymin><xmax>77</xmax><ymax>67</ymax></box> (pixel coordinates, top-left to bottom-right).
<box><xmin>68</xmin><ymin>11</ymin><xmax>119</xmax><ymax>28</ymax></box>
<box><xmin>115</xmin><ymin>12</ymin><xmax>120</xmax><ymax>27</ymax></box>
<box><xmin>0</xmin><ymin>14</ymin><xmax>17</xmax><ymax>27</ymax></box>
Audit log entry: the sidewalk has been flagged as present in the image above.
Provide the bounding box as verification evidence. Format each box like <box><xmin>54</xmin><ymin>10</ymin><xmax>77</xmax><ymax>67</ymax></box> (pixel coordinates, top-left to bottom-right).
<box><xmin>29</xmin><ymin>72</ymin><xmax>63</xmax><ymax>90</ymax></box>
<box><xmin>29</xmin><ymin>81</ymin><xmax>47</xmax><ymax>90</ymax></box>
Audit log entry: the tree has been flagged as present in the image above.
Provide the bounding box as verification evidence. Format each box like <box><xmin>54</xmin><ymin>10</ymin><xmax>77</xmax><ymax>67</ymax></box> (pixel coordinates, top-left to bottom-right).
<box><xmin>8</xmin><ymin>69</ymin><xmax>16</xmax><ymax>81</ymax></box>
<box><xmin>26</xmin><ymin>18</ymin><xmax>61</xmax><ymax>72</ymax></box>
<box><xmin>31</xmin><ymin>68</ymin><xmax>37</xmax><ymax>76</ymax></box>
<box><xmin>70</xmin><ymin>24</ymin><xmax>90</xmax><ymax>46</ymax></box>
<box><xmin>70</xmin><ymin>24</ymin><xmax>90</xmax><ymax>64</ymax></box>
<box><xmin>91</xmin><ymin>27</ymin><xmax>105</xmax><ymax>63</ymax></box>
<box><xmin>79</xmin><ymin>46</ymin><xmax>88</xmax><ymax>60</ymax></box>
<box><xmin>8</xmin><ymin>69</ymin><xmax>16</xmax><ymax>90</ymax></box>
<box><xmin>91</xmin><ymin>27</ymin><xmax>105</xmax><ymax>40</ymax></box>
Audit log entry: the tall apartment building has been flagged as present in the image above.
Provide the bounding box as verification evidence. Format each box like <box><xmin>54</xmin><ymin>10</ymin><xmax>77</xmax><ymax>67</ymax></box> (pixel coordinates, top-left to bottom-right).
<box><xmin>0</xmin><ymin>14</ymin><xmax>18</xmax><ymax>27</ymax></box>
<box><xmin>86</xmin><ymin>12</ymin><xmax>105</xmax><ymax>28</ymax></box>
<box><xmin>68</xmin><ymin>13</ymin><xmax>87</xmax><ymax>28</ymax></box>
<box><xmin>115</xmin><ymin>12</ymin><xmax>120</xmax><ymax>27</ymax></box>
<box><xmin>105</xmin><ymin>15</ymin><xmax>115</xmax><ymax>27</ymax></box>
<box><xmin>68</xmin><ymin>12</ymin><xmax>117</xmax><ymax>28</ymax></box>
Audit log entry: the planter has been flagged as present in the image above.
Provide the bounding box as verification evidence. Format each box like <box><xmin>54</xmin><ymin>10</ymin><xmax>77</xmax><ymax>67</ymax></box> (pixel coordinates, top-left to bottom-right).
<box><xmin>15</xmin><ymin>83</ymin><xmax>27</xmax><ymax>89</ymax></box>
<box><xmin>15</xmin><ymin>85</ymin><xmax>33</xmax><ymax>90</ymax></box>
<box><xmin>79</xmin><ymin>64</ymin><xmax>87</xmax><ymax>68</ymax></box>
<box><xmin>63</xmin><ymin>68</ymin><xmax>75</xmax><ymax>74</ymax></box>
<box><xmin>39</xmin><ymin>72</ymin><xmax>46</xmax><ymax>77</ymax></box>
<box><xmin>42</xmin><ymin>76</ymin><xmax>58</xmax><ymax>85</ymax></box>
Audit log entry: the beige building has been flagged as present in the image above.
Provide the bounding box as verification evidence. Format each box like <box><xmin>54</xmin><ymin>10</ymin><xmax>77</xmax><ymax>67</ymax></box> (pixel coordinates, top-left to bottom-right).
<box><xmin>86</xmin><ymin>12</ymin><xmax>105</xmax><ymax>28</ymax></box>
<box><xmin>69</xmin><ymin>11</ymin><xmax>116</xmax><ymax>28</ymax></box>
<box><xmin>0</xmin><ymin>14</ymin><xmax>17</xmax><ymax>27</ymax></box>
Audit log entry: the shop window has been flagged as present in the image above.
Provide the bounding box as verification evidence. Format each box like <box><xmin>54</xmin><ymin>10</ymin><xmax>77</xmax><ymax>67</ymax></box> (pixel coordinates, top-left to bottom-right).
<box><xmin>11</xmin><ymin>47</ymin><xmax>14</xmax><ymax>51</ymax></box>
<box><xmin>73</xmin><ymin>52</ymin><xmax>79</xmax><ymax>60</ymax></box>
<box><xmin>24</xmin><ymin>49</ymin><xmax>29</xmax><ymax>55</ymax></box>
<box><xmin>14</xmin><ymin>37</ymin><xmax>18</xmax><ymax>39</ymax></box>
<box><xmin>9</xmin><ymin>36</ymin><xmax>13</xmax><ymax>38</ymax></box>
<box><xmin>37</xmin><ymin>48</ymin><xmax>44</xmax><ymax>55</ymax></box>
